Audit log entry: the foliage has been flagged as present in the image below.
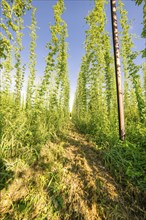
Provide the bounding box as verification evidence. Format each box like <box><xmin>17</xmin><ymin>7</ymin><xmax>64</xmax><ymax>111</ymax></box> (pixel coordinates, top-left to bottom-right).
<box><xmin>135</xmin><ymin>0</ymin><xmax>146</xmax><ymax>57</ymax></box>
<box><xmin>26</xmin><ymin>7</ymin><xmax>37</xmax><ymax>109</ymax></box>
<box><xmin>0</xmin><ymin>0</ymin><xmax>70</xmax><ymax>159</ymax></box>
<box><xmin>72</xmin><ymin>0</ymin><xmax>118</xmax><ymax>144</ymax></box>
<box><xmin>0</xmin><ymin>0</ymin><xmax>145</xmax><ymax>218</ymax></box>
<box><xmin>103</xmin><ymin>141</ymin><xmax>146</xmax><ymax>191</ymax></box>
<box><xmin>73</xmin><ymin>0</ymin><xmax>145</xmax><ymax>142</ymax></box>
<box><xmin>118</xmin><ymin>0</ymin><xmax>145</xmax><ymax>127</ymax></box>
<box><xmin>0</xmin><ymin>2</ymin><xmax>70</xmax><ymax>218</ymax></box>
<box><xmin>38</xmin><ymin>0</ymin><xmax>70</xmax><ymax>134</ymax></box>
<box><xmin>72</xmin><ymin>0</ymin><xmax>146</xmax><ymax>195</ymax></box>
<box><xmin>0</xmin><ymin>0</ymin><xmax>32</xmax><ymax>65</ymax></box>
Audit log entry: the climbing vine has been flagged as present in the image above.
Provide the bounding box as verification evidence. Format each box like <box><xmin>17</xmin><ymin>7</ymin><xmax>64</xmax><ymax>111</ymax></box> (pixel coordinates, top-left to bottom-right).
<box><xmin>118</xmin><ymin>0</ymin><xmax>145</xmax><ymax>123</ymax></box>
<box><xmin>26</xmin><ymin>7</ymin><xmax>37</xmax><ymax>109</ymax></box>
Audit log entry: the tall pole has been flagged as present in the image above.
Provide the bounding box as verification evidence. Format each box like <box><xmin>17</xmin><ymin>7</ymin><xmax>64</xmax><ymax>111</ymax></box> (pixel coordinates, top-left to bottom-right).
<box><xmin>110</xmin><ymin>0</ymin><xmax>125</xmax><ymax>141</ymax></box>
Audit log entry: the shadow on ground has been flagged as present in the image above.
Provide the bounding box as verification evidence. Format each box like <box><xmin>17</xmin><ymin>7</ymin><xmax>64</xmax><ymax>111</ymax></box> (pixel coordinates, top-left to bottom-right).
<box><xmin>60</xmin><ymin>128</ymin><xmax>146</xmax><ymax>220</ymax></box>
<box><xmin>0</xmin><ymin>126</ymin><xmax>145</xmax><ymax>220</ymax></box>
<box><xmin>0</xmin><ymin>158</ymin><xmax>14</xmax><ymax>191</ymax></box>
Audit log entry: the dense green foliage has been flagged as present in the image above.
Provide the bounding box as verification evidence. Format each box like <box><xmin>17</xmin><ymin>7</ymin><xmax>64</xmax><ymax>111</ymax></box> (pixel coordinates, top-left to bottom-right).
<box><xmin>119</xmin><ymin>0</ymin><xmax>146</xmax><ymax>137</ymax></box>
<box><xmin>0</xmin><ymin>0</ymin><xmax>70</xmax><ymax>157</ymax></box>
<box><xmin>73</xmin><ymin>0</ymin><xmax>146</xmax><ymax>145</ymax></box>
<box><xmin>39</xmin><ymin>0</ymin><xmax>70</xmax><ymax>133</ymax></box>
<box><xmin>72</xmin><ymin>0</ymin><xmax>118</xmax><ymax>143</ymax></box>
<box><xmin>135</xmin><ymin>0</ymin><xmax>146</xmax><ymax>57</ymax></box>
<box><xmin>0</xmin><ymin>0</ymin><xmax>32</xmax><ymax>65</ymax></box>
<box><xmin>72</xmin><ymin>0</ymin><xmax>146</xmax><ymax>191</ymax></box>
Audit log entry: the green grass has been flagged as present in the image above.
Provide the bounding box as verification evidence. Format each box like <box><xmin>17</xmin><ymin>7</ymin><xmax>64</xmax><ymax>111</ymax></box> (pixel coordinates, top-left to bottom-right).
<box><xmin>0</xmin><ymin>124</ymin><xmax>146</xmax><ymax>220</ymax></box>
<box><xmin>0</xmin><ymin>140</ymin><xmax>67</xmax><ymax>220</ymax></box>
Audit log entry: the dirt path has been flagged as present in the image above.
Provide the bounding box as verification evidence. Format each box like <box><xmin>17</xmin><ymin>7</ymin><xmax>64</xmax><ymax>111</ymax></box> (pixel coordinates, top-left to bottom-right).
<box><xmin>61</xmin><ymin>125</ymin><xmax>144</xmax><ymax>220</ymax></box>
<box><xmin>0</xmin><ymin>124</ymin><xmax>145</xmax><ymax>220</ymax></box>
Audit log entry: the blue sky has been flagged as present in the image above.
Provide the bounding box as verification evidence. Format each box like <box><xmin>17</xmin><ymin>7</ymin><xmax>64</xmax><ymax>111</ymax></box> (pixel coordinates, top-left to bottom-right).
<box><xmin>2</xmin><ymin>0</ymin><xmax>145</xmax><ymax>110</ymax></box>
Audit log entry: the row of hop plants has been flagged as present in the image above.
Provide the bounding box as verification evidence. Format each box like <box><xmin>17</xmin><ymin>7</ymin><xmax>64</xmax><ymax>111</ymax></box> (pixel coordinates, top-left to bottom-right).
<box><xmin>72</xmin><ymin>0</ymin><xmax>118</xmax><ymax>143</ymax></box>
<box><xmin>72</xmin><ymin>0</ymin><xmax>146</xmax><ymax>145</ymax></box>
<box><xmin>0</xmin><ymin>0</ymin><xmax>70</xmax><ymax>159</ymax></box>
<box><xmin>72</xmin><ymin>0</ymin><xmax>146</xmax><ymax>191</ymax></box>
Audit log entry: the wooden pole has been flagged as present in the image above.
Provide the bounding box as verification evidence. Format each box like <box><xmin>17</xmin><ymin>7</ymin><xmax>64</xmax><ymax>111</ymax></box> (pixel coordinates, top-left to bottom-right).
<box><xmin>110</xmin><ymin>0</ymin><xmax>125</xmax><ymax>141</ymax></box>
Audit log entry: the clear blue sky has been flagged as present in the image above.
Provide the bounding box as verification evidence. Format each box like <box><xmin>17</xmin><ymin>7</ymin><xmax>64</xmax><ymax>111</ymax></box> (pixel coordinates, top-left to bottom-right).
<box><xmin>15</xmin><ymin>1</ymin><xmax>145</xmax><ymax>110</ymax></box>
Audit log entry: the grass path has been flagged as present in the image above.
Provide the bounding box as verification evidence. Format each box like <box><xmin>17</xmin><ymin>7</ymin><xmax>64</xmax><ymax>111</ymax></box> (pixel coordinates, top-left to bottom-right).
<box><xmin>0</xmin><ymin>124</ymin><xmax>145</xmax><ymax>219</ymax></box>
<box><xmin>61</xmin><ymin>125</ymin><xmax>144</xmax><ymax>220</ymax></box>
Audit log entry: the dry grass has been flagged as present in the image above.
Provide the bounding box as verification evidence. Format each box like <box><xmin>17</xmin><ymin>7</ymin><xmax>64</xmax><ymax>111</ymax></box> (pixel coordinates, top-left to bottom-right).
<box><xmin>0</xmin><ymin>125</ymin><xmax>145</xmax><ymax>219</ymax></box>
